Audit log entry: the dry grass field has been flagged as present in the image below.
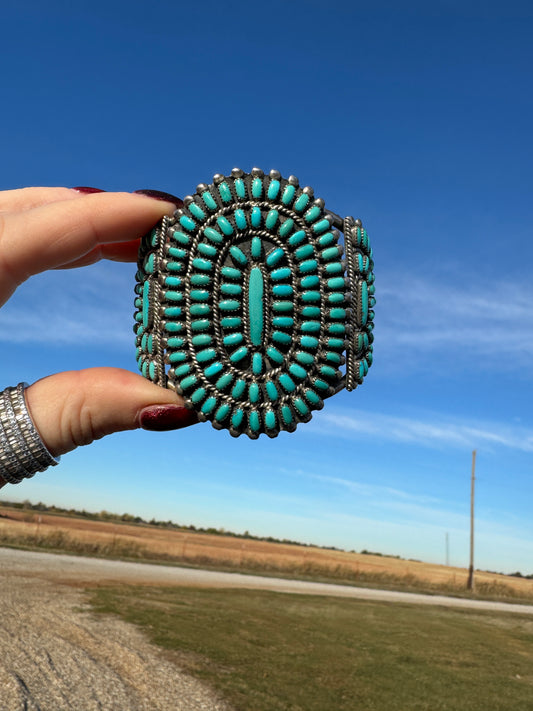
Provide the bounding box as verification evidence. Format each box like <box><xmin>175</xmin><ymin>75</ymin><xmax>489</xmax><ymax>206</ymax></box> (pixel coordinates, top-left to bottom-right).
<box><xmin>1</xmin><ymin>505</ymin><xmax>532</xmax><ymax>601</ymax></box>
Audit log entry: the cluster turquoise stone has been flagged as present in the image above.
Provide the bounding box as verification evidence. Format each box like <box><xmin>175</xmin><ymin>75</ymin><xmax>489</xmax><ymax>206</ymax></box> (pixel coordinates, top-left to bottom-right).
<box><xmin>134</xmin><ymin>168</ymin><xmax>375</xmax><ymax>438</ymax></box>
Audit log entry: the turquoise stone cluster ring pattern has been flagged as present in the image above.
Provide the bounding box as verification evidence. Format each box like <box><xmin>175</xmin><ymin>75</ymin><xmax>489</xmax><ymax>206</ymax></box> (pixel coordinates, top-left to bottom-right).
<box><xmin>134</xmin><ymin>168</ymin><xmax>375</xmax><ymax>439</ymax></box>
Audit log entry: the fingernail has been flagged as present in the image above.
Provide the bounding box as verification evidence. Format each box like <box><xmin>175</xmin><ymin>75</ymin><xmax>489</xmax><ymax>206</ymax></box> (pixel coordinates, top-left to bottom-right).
<box><xmin>133</xmin><ymin>189</ymin><xmax>183</xmax><ymax>208</ymax></box>
<box><xmin>72</xmin><ymin>187</ymin><xmax>106</xmax><ymax>194</ymax></box>
<box><xmin>139</xmin><ymin>404</ymin><xmax>198</xmax><ymax>431</ymax></box>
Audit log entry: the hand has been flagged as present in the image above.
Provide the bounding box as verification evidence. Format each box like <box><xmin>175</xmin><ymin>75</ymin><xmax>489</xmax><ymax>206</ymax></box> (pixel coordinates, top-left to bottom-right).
<box><xmin>0</xmin><ymin>187</ymin><xmax>198</xmax><ymax>488</ymax></box>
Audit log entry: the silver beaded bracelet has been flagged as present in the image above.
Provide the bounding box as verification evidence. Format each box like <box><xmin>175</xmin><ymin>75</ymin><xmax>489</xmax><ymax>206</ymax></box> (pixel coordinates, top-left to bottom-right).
<box><xmin>0</xmin><ymin>383</ymin><xmax>60</xmax><ymax>484</ymax></box>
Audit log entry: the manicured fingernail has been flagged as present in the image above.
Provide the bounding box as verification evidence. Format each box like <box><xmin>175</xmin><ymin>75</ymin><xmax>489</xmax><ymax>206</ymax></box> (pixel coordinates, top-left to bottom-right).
<box><xmin>72</xmin><ymin>187</ymin><xmax>106</xmax><ymax>194</ymax></box>
<box><xmin>139</xmin><ymin>404</ymin><xmax>198</xmax><ymax>431</ymax></box>
<box><xmin>133</xmin><ymin>189</ymin><xmax>183</xmax><ymax>208</ymax></box>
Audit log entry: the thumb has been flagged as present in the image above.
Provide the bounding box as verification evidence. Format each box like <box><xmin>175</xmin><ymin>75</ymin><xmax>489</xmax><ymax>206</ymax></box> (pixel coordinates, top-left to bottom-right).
<box><xmin>25</xmin><ymin>368</ymin><xmax>198</xmax><ymax>458</ymax></box>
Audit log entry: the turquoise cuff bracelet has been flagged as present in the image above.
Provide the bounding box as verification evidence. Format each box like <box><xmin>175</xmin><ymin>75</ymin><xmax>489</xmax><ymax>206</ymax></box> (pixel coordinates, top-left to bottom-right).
<box><xmin>134</xmin><ymin>168</ymin><xmax>375</xmax><ymax>439</ymax></box>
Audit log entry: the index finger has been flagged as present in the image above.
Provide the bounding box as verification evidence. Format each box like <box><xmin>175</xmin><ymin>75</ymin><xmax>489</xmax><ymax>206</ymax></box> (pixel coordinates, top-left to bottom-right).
<box><xmin>0</xmin><ymin>191</ymin><xmax>178</xmax><ymax>302</ymax></box>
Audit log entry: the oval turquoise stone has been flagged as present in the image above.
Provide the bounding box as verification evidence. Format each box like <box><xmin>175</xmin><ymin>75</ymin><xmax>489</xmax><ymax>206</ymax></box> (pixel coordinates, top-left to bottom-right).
<box><xmin>172</xmin><ymin>230</ymin><xmax>190</xmax><ymax>245</ymax></box>
<box><xmin>294</xmin><ymin>193</ymin><xmax>310</xmax><ymax>211</ymax></box>
<box><xmin>279</xmin><ymin>373</ymin><xmax>296</xmax><ymax>392</ymax></box>
<box><xmin>251</xmin><ymin>236</ymin><xmax>262</xmax><ymax>258</ymax></box>
<box><xmin>218</xmin><ymin>182</ymin><xmax>232</xmax><ymax>203</ymax></box>
<box><xmin>300</xmin><ymin>321</ymin><xmax>320</xmax><ymax>333</ymax></box>
<box><xmin>248</xmin><ymin>267</ymin><xmax>264</xmax><ymax>347</ymax></box>
<box><xmin>190</xmin><ymin>274</ymin><xmax>210</xmax><ymax>286</ymax></box>
<box><xmin>165</xmin><ymin>276</ymin><xmax>182</xmax><ymax>287</ymax></box>
<box><xmin>230</xmin><ymin>246</ymin><xmax>248</xmax><ymax>266</ymax></box>
<box><xmin>265</xmin><ymin>380</ymin><xmax>279</xmax><ymax>401</ymax></box>
<box><xmin>301</xmin><ymin>306</ymin><xmax>320</xmax><ymax>318</ymax></box>
<box><xmin>251</xmin><ymin>206</ymin><xmax>262</xmax><ymax>227</ymax></box>
<box><xmin>190</xmin><ymin>290</ymin><xmax>210</xmax><ymax>301</ymax></box>
<box><xmin>293</xmin><ymin>398</ymin><xmax>309</xmax><ymax>415</ymax></box>
<box><xmin>204</xmin><ymin>362</ymin><xmax>223</xmax><ymax>377</ymax></box>
<box><xmin>304</xmin><ymin>389</ymin><xmax>322</xmax><ymax>405</ymax></box>
<box><xmin>328</xmin><ymin>323</ymin><xmax>346</xmax><ymax>334</ymax></box>
<box><xmin>201</xmin><ymin>191</ymin><xmax>217</xmax><ymax>210</ymax></box>
<box><xmin>295</xmin><ymin>352</ymin><xmax>314</xmax><ymax>365</ymax></box>
<box><xmin>221</xmin><ymin>283</ymin><xmax>242</xmax><ymax>295</ymax></box>
<box><xmin>249</xmin><ymin>382</ymin><xmax>260</xmax><ymax>403</ymax></box>
<box><xmin>196</xmin><ymin>348</ymin><xmax>216</xmax><ymax>363</ymax></box>
<box><xmin>217</xmin><ymin>216</ymin><xmax>234</xmax><ymax>235</ymax></box>
<box><xmin>201</xmin><ymin>397</ymin><xmax>217</xmax><ymax>414</ymax></box>
<box><xmin>318</xmin><ymin>232</ymin><xmax>336</xmax><ymax>247</ymax></box>
<box><xmin>221</xmin><ymin>316</ymin><xmax>242</xmax><ymax>328</ymax></box>
<box><xmin>271</xmin><ymin>267</ymin><xmax>291</xmax><ymax>281</ymax></box>
<box><xmin>169</xmin><ymin>351</ymin><xmax>187</xmax><ymax>363</ymax></box>
<box><xmin>289</xmin><ymin>364</ymin><xmax>307</xmax><ymax>380</ymax></box>
<box><xmin>288</xmin><ymin>230</ymin><xmax>306</xmax><ymax>246</ymax></box>
<box><xmin>230</xmin><ymin>346</ymin><xmax>248</xmax><ymax>362</ymax></box>
<box><xmin>360</xmin><ymin>281</ymin><xmax>369</xmax><ymax>325</ymax></box>
<box><xmin>252</xmin><ymin>352</ymin><xmax>263</xmax><ymax>375</ymax></box>
<box><xmin>267</xmin><ymin>179</ymin><xmax>281</xmax><ymax>199</ymax></box>
<box><xmin>165</xmin><ymin>322</ymin><xmax>183</xmax><ymax>332</ymax></box>
<box><xmin>197</xmin><ymin>242</ymin><xmax>217</xmax><ymax>257</ymax></box>
<box><xmin>180</xmin><ymin>375</ymin><xmax>197</xmax><ymax>390</ymax></box>
<box><xmin>216</xmin><ymin>372</ymin><xmax>234</xmax><ymax>390</ymax></box>
<box><xmin>322</xmin><ymin>246</ymin><xmax>341</xmax><ymax>261</ymax></box>
<box><xmin>265</xmin><ymin>410</ymin><xmax>277</xmax><ymax>430</ymax></box>
<box><xmin>249</xmin><ymin>410</ymin><xmax>261</xmax><ymax>432</ymax></box>
<box><xmin>232</xmin><ymin>379</ymin><xmax>246</xmax><ymax>398</ymax></box>
<box><xmin>179</xmin><ymin>215</ymin><xmax>195</xmax><ymax>231</ymax></box>
<box><xmin>191</xmin><ymin>319</ymin><xmax>210</xmax><ymax>331</ymax></box>
<box><xmin>304</xmin><ymin>206</ymin><xmax>321</xmax><ymax>223</ymax></box>
<box><xmin>328</xmin><ymin>292</ymin><xmax>345</xmax><ymax>303</ymax></box>
<box><xmin>192</xmin><ymin>258</ymin><xmax>212</xmax><ymax>271</ymax></box>
<box><xmin>175</xmin><ymin>364</ymin><xmax>190</xmax><ymax>377</ymax></box>
<box><xmin>265</xmin><ymin>210</ymin><xmax>279</xmax><ymax>229</ymax></box>
<box><xmin>281</xmin><ymin>184</ymin><xmax>296</xmax><ymax>205</ymax></box>
<box><xmin>301</xmin><ymin>275</ymin><xmax>320</xmax><ymax>288</ymax></box>
<box><xmin>164</xmin><ymin>306</ymin><xmax>182</xmax><ymax>318</ymax></box>
<box><xmin>267</xmin><ymin>346</ymin><xmax>284</xmax><ymax>364</ymax></box>
<box><xmin>312</xmin><ymin>218</ymin><xmax>331</xmax><ymax>234</ymax></box>
<box><xmin>165</xmin><ymin>291</ymin><xmax>183</xmax><ymax>301</ymax></box>
<box><xmin>223</xmin><ymin>332</ymin><xmax>244</xmax><ymax>346</ymax></box>
<box><xmin>300</xmin><ymin>336</ymin><xmax>319</xmax><ymax>349</ymax></box>
<box><xmin>279</xmin><ymin>218</ymin><xmax>294</xmax><ymax>237</ymax></box>
<box><xmin>190</xmin><ymin>304</ymin><xmax>210</xmax><ymax>316</ymax></box>
<box><xmin>272</xmin><ymin>284</ymin><xmax>293</xmax><ymax>297</ymax></box>
<box><xmin>192</xmin><ymin>334</ymin><xmax>212</xmax><ymax>346</ymax></box>
<box><xmin>295</xmin><ymin>244</ymin><xmax>314</xmax><ymax>261</ymax></box>
<box><xmin>302</xmin><ymin>291</ymin><xmax>320</xmax><ymax>302</ymax></box>
<box><xmin>281</xmin><ymin>405</ymin><xmax>293</xmax><ymax>424</ymax></box>
<box><xmin>234</xmin><ymin>208</ymin><xmax>247</xmax><ymax>229</ymax></box>
<box><xmin>191</xmin><ymin>387</ymin><xmax>206</xmax><ymax>404</ymax></box>
<box><xmin>328</xmin><ymin>277</ymin><xmax>346</xmax><ymax>290</ymax></box>
<box><xmin>320</xmin><ymin>365</ymin><xmax>337</xmax><ymax>379</ymax></box>
<box><xmin>219</xmin><ymin>300</ymin><xmax>240</xmax><ymax>311</ymax></box>
<box><xmin>142</xmin><ymin>281</ymin><xmax>151</xmax><ymax>328</ymax></box>
<box><xmin>325</xmin><ymin>262</ymin><xmax>343</xmax><ymax>274</ymax></box>
<box><xmin>272</xmin><ymin>317</ymin><xmax>294</xmax><ymax>328</ymax></box>
<box><xmin>299</xmin><ymin>259</ymin><xmax>318</xmax><ymax>273</ymax></box>
<box><xmin>215</xmin><ymin>403</ymin><xmax>231</xmax><ymax>421</ymax></box>
<box><xmin>168</xmin><ymin>246</ymin><xmax>187</xmax><ymax>259</ymax></box>
<box><xmin>272</xmin><ymin>331</ymin><xmax>292</xmax><ymax>345</ymax></box>
<box><xmin>232</xmin><ymin>408</ymin><xmax>244</xmax><ymax>428</ymax></box>
<box><xmin>204</xmin><ymin>227</ymin><xmax>223</xmax><ymax>243</ymax></box>
<box><xmin>234</xmin><ymin>179</ymin><xmax>246</xmax><ymax>198</ymax></box>
<box><xmin>221</xmin><ymin>266</ymin><xmax>242</xmax><ymax>280</ymax></box>
<box><xmin>266</xmin><ymin>248</ymin><xmax>284</xmax><ymax>267</ymax></box>
<box><xmin>329</xmin><ymin>308</ymin><xmax>346</xmax><ymax>319</ymax></box>
<box><xmin>272</xmin><ymin>301</ymin><xmax>293</xmax><ymax>312</ymax></box>
<box><xmin>189</xmin><ymin>203</ymin><xmax>205</xmax><ymax>220</ymax></box>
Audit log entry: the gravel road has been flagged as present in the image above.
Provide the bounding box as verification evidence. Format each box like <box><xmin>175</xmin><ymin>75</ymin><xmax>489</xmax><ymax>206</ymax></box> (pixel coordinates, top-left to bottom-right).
<box><xmin>2</xmin><ymin>546</ymin><xmax>533</xmax><ymax>711</ymax></box>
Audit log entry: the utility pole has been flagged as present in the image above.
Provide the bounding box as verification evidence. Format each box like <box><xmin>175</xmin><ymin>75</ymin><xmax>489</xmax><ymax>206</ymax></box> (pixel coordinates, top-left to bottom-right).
<box><xmin>467</xmin><ymin>450</ymin><xmax>476</xmax><ymax>591</ymax></box>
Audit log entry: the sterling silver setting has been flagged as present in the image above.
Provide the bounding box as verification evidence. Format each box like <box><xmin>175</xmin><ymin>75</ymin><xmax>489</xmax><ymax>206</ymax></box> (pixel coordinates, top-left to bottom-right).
<box><xmin>134</xmin><ymin>168</ymin><xmax>375</xmax><ymax>438</ymax></box>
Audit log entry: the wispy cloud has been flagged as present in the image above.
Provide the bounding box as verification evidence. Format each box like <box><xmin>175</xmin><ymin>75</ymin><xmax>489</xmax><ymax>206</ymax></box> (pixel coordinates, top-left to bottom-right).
<box><xmin>308</xmin><ymin>407</ymin><xmax>533</xmax><ymax>453</ymax></box>
<box><xmin>0</xmin><ymin>263</ymin><xmax>134</xmax><ymax>347</ymax></box>
<box><xmin>378</xmin><ymin>270</ymin><xmax>533</xmax><ymax>370</ymax></box>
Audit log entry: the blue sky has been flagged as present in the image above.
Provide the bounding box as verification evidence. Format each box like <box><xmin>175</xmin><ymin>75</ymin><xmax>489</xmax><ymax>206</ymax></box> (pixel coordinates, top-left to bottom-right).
<box><xmin>1</xmin><ymin>0</ymin><xmax>533</xmax><ymax>573</ymax></box>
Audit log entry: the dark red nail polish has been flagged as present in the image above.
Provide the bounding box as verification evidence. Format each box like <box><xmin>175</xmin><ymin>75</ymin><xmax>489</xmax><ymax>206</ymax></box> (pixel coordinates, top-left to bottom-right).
<box><xmin>139</xmin><ymin>404</ymin><xmax>198</xmax><ymax>431</ymax></box>
<box><xmin>133</xmin><ymin>189</ymin><xmax>183</xmax><ymax>208</ymax></box>
<box><xmin>72</xmin><ymin>186</ymin><xmax>106</xmax><ymax>194</ymax></box>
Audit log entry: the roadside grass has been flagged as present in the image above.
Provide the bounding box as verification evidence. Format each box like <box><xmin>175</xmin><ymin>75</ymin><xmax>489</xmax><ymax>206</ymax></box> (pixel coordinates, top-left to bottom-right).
<box><xmin>1</xmin><ymin>526</ymin><xmax>532</xmax><ymax>603</ymax></box>
<box><xmin>89</xmin><ymin>586</ymin><xmax>533</xmax><ymax>711</ymax></box>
